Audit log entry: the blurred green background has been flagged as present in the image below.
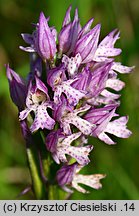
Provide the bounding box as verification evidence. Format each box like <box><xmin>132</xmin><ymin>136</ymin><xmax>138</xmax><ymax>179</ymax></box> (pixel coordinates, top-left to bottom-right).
<box><xmin>0</xmin><ymin>0</ymin><xmax>139</xmax><ymax>200</ymax></box>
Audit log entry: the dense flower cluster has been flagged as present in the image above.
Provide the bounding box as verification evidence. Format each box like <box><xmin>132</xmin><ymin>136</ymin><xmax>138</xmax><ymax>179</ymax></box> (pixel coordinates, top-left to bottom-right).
<box><xmin>6</xmin><ymin>6</ymin><xmax>133</xmax><ymax>194</ymax></box>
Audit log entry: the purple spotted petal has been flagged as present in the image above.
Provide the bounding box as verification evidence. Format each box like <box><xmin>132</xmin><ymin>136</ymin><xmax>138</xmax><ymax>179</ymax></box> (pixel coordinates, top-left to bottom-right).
<box><xmin>105</xmin><ymin>116</ymin><xmax>132</xmax><ymax>138</ymax></box>
<box><xmin>112</xmin><ymin>62</ymin><xmax>135</xmax><ymax>74</ymax></box>
<box><xmin>99</xmin><ymin>29</ymin><xmax>120</xmax><ymax>48</ymax></box>
<box><xmin>55</xmin><ymin>132</ymin><xmax>93</xmax><ymax>165</ymax></box>
<box><xmin>98</xmin><ymin>132</ymin><xmax>116</xmax><ymax>145</ymax></box>
<box><xmin>93</xmin><ymin>29</ymin><xmax>121</xmax><ymax>62</ymax></box>
<box><xmin>95</xmin><ymin>47</ymin><xmax>121</xmax><ymax>58</ymax></box>
<box><xmin>19</xmin><ymin>107</ymin><xmax>33</xmax><ymax>121</ymax></box>
<box><xmin>61</xmin><ymin>105</ymin><xmax>95</xmax><ymax>135</ymax></box>
<box><xmin>62</xmin><ymin>53</ymin><xmax>82</xmax><ymax>77</ymax></box>
<box><xmin>30</xmin><ymin>103</ymin><xmax>55</xmax><ymax>132</ymax></box>
<box><xmin>72</xmin><ymin>173</ymin><xmax>106</xmax><ymax>193</ymax></box>
<box><xmin>100</xmin><ymin>89</ymin><xmax>120</xmax><ymax>100</ymax></box>
<box><xmin>54</xmin><ymin>81</ymin><xmax>86</xmax><ymax>106</ymax></box>
<box><xmin>106</xmin><ymin>78</ymin><xmax>125</xmax><ymax>91</ymax></box>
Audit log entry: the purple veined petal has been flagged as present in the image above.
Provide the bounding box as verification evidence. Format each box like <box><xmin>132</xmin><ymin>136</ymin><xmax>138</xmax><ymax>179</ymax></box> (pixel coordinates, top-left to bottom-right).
<box><xmin>35</xmin><ymin>12</ymin><xmax>57</xmax><ymax>60</ymax></box>
<box><xmin>112</xmin><ymin>62</ymin><xmax>135</xmax><ymax>74</ymax></box>
<box><xmin>100</xmin><ymin>89</ymin><xmax>120</xmax><ymax>100</ymax></box>
<box><xmin>62</xmin><ymin>5</ymin><xmax>72</xmax><ymax>27</ymax></box>
<box><xmin>92</xmin><ymin>106</ymin><xmax>117</xmax><ymax>136</ymax></box>
<box><xmin>47</xmin><ymin>64</ymin><xmax>67</xmax><ymax>88</ymax></box>
<box><xmin>45</xmin><ymin>129</ymin><xmax>63</xmax><ymax>153</ymax></box>
<box><xmin>19</xmin><ymin>46</ymin><xmax>36</xmax><ymax>52</ymax></box>
<box><xmin>28</xmin><ymin>54</ymin><xmax>42</xmax><ymax>81</ymax></box>
<box><xmin>57</xmin><ymin>162</ymin><xmax>105</xmax><ymax>193</ymax></box>
<box><xmin>25</xmin><ymin>78</ymin><xmax>49</xmax><ymax>110</ymax></box>
<box><xmin>6</xmin><ymin>65</ymin><xmax>27</xmax><ymax>111</ymax></box>
<box><xmin>66</xmin><ymin>9</ymin><xmax>80</xmax><ymax>55</ymax></box>
<box><xmin>88</xmin><ymin>61</ymin><xmax>112</xmax><ymax>97</ymax></box>
<box><xmin>51</xmin><ymin>27</ymin><xmax>57</xmax><ymax>42</ymax></box>
<box><xmin>58</xmin><ymin>8</ymin><xmax>80</xmax><ymax>55</ymax></box>
<box><xmin>53</xmin><ymin>94</ymin><xmax>73</xmax><ymax>122</ymax></box>
<box><xmin>58</xmin><ymin>23</ymin><xmax>72</xmax><ymax>54</ymax></box>
<box><xmin>99</xmin><ymin>29</ymin><xmax>120</xmax><ymax>48</ymax></box>
<box><xmin>78</xmin><ymin>18</ymin><xmax>94</xmax><ymax>39</ymax></box>
<box><xmin>72</xmin><ymin>67</ymin><xmax>92</xmax><ymax>91</ymax></box>
<box><xmin>106</xmin><ymin>78</ymin><xmax>125</xmax><ymax>91</ymax></box>
<box><xmin>30</xmin><ymin>103</ymin><xmax>55</xmax><ymax>132</ymax></box>
<box><xmin>74</xmin><ymin>24</ymin><xmax>101</xmax><ymax>63</ymax></box>
<box><xmin>105</xmin><ymin>116</ymin><xmax>132</xmax><ymax>138</ymax></box>
<box><xmin>21</xmin><ymin>33</ymin><xmax>34</xmax><ymax>45</ymax></box>
<box><xmin>56</xmin><ymin>163</ymin><xmax>77</xmax><ymax>187</ymax></box>
<box><xmin>35</xmin><ymin>76</ymin><xmax>48</xmax><ymax>96</ymax></box>
<box><xmin>45</xmin><ymin>131</ymin><xmax>58</xmax><ymax>153</ymax></box>
<box><xmin>84</xmin><ymin>104</ymin><xmax>118</xmax><ymax>125</ymax></box>
<box><xmin>62</xmin><ymin>53</ymin><xmax>82</xmax><ymax>77</ymax></box>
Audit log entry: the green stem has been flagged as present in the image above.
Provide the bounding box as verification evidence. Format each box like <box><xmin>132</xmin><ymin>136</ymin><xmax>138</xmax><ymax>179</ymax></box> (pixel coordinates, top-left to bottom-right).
<box><xmin>26</xmin><ymin>145</ymin><xmax>46</xmax><ymax>199</ymax></box>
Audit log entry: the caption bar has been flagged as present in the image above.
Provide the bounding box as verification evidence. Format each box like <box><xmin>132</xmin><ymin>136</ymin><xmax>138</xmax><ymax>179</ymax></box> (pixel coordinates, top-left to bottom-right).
<box><xmin>1</xmin><ymin>201</ymin><xmax>138</xmax><ymax>215</ymax></box>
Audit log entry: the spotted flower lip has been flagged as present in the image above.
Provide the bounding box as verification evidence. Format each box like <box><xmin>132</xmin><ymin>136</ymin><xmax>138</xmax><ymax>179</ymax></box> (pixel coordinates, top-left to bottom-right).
<box><xmin>93</xmin><ymin>29</ymin><xmax>122</xmax><ymax>62</ymax></box>
<box><xmin>84</xmin><ymin>104</ymin><xmax>132</xmax><ymax>144</ymax></box>
<box><xmin>52</xmin><ymin>132</ymin><xmax>93</xmax><ymax>165</ymax></box>
<box><xmin>56</xmin><ymin>163</ymin><xmax>106</xmax><ymax>193</ymax></box>
<box><xmin>19</xmin><ymin>76</ymin><xmax>55</xmax><ymax>132</ymax></box>
<box><xmin>61</xmin><ymin>104</ymin><xmax>96</xmax><ymax>135</ymax></box>
<box><xmin>62</xmin><ymin>53</ymin><xmax>82</xmax><ymax>78</ymax></box>
<box><xmin>6</xmin><ymin>64</ymin><xmax>27</xmax><ymax>111</ymax></box>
